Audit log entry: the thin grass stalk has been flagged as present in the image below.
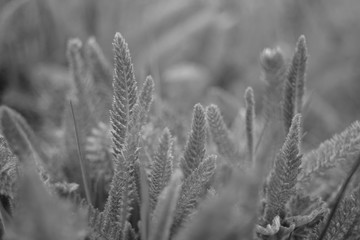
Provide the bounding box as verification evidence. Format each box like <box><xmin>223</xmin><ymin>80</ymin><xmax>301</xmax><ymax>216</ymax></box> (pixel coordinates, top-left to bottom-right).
<box><xmin>69</xmin><ymin>101</ymin><xmax>92</xmax><ymax>205</ymax></box>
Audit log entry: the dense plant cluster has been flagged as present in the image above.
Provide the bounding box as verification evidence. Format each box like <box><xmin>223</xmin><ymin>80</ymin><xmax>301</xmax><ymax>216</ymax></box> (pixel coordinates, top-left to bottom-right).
<box><xmin>1</xmin><ymin>31</ymin><xmax>360</xmax><ymax>240</ymax></box>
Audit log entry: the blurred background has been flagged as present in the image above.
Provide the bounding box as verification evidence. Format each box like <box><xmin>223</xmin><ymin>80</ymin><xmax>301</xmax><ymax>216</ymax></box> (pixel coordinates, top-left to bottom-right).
<box><xmin>1</xmin><ymin>0</ymin><xmax>360</xmax><ymax>152</ymax></box>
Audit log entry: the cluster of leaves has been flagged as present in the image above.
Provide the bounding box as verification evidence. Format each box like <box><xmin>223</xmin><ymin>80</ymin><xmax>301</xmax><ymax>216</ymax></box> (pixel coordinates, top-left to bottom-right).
<box><xmin>1</xmin><ymin>32</ymin><xmax>360</xmax><ymax>240</ymax></box>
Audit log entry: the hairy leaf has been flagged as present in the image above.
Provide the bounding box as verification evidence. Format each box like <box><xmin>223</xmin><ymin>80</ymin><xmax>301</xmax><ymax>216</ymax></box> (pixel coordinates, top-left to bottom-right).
<box><xmin>300</xmin><ymin>121</ymin><xmax>360</xmax><ymax>183</ymax></box>
<box><xmin>173</xmin><ymin>155</ymin><xmax>216</xmax><ymax>234</ymax></box>
<box><xmin>322</xmin><ymin>185</ymin><xmax>360</xmax><ymax>240</ymax></box>
<box><xmin>264</xmin><ymin>114</ymin><xmax>302</xmax><ymax>222</ymax></box>
<box><xmin>110</xmin><ymin>32</ymin><xmax>137</xmax><ymax>157</ymax></box>
<box><xmin>206</xmin><ymin>104</ymin><xmax>238</xmax><ymax>164</ymax></box>
<box><xmin>102</xmin><ymin>138</ymin><xmax>139</xmax><ymax>234</ymax></box>
<box><xmin>149</xmin><ymin>128</ymin><xmax>174</xmax><ymax>211</ymax></box>
<box><xmin>180</xmin><ymin>103</ymin><xmax>206</xmax><ymax>178</ymax></box>
<box><xmin>283</xmin><ymin>36</ymin><xmax>307</xmax><ymax>133</ymax></box>
<box><xmin>102</xmin><ymin>32</ymin><xmax>139</xmax><ymax>235</ymax></box>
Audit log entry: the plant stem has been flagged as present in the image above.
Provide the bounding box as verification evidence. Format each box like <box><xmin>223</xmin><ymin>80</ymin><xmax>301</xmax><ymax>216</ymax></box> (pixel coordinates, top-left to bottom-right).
<box><xmin>70</xmin><ymin>101</ymin><xmax>92</xmax><ymax>205</ymax></box>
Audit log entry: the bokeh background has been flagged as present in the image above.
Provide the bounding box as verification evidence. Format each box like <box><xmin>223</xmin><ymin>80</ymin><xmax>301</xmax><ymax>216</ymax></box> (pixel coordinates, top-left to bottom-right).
<box><xmin>1</xmin><ymin>0</ymin><xmax>360</xmax><ymax>152</ymax></box>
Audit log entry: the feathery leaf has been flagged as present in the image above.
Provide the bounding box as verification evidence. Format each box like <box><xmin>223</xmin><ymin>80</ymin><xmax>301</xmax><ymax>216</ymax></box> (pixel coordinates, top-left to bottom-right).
<box><xmin>299</xmin><ymin>121</ymin><xmax>360</xmax><ymax>183</ymax></box>
<box><xmin>173</xmin><ymin>155</ymin><xmax>216</xmax><ymax>234</ymax></box>
<box><xmin>264</xmin><ymin>114</ymin><xmax>302</xmax><ymax>222</ymax></box>
<box><xmin>206</xmin><ymin>104</ymin><xmax>238</xmax><ymax>163</ymax></box>
<box><xmin>139</xmin><ymin>76</ymin><xmax>155</xmax><ymax>114</ymax></box>
<box><xmin>102</xmin><ymin>140</ymin><xmax>138</xmax><ymax>234</ymax></box>
<box><xmin>180</xmin><ymin>103</ymin><xmax>206</xmax><ymax>178</ymax></box>
<box><xmin>175</xmin><ymin>162</ymin><xmax>260</xmax><ymax>240</ymax></box>
<box><xmin>319</xmin><ymin>151</ymin><xmax>360</xmax><ymax>240</ymax></box>
<box><xmin>110</xmin><ymin>32</ymin><xmax>137</xmax><ymax>157</ymax></box>
<box><xmin>149</xmin><ymin>128</ymin><xmax>174</xmax><ymax>211</ymax></box>
<box><xmin>321</xmin><ymin>185</ymin><xmax>360</xmax><ymax>240</ymax></box>
<box><xmin>283</xmin><ymin>46</ymin><xmax>298</xmax><ymax>134</ymax></box>
<box><xmin>133</xmin><ymin>75</ymin><xmax>155</xmax><ymax>128</ymax></box>
<box><xmin>102</xmin><ymin>32</ymin><xmax>139</xmax><ymax>234</ymax></box>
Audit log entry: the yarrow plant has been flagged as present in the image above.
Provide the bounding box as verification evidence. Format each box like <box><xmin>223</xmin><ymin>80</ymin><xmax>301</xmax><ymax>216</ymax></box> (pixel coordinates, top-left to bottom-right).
<box><xmin>0</xmin><ymin>32</ymin><xmax>360</xmax><ymax>240</ymax></box>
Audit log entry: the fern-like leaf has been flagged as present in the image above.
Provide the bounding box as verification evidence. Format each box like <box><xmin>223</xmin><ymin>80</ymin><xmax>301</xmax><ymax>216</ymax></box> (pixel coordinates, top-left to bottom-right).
<box><xmin>264</xmin><ymin>114</ymin><xmax>302</xmax><ymax>222</ymax></box>
<box><xmin>133</xmin><ymin>76</ymin><xmax>155</xmax><ymax>129</ymax></box>
<box><xmin>283</xmin><ymin>36</ymin><xmax>308</xmax><ymax>133</ymax></box>
<box><xmin>322</xmin><ymin>185</ymin><xmax>360</xmax><ymax>240</ymax></box>
<box><xmin>206</xmin><ymin>104</ymin><xmax>238</xmax><ymax>164</ymax></box>
<box><xmin>110</xmin><ymin>32</ymin><xmax>137</xmax><ymax>157</ymax></box>
<box><xmin>180</xmin><ymin>103</ymin><xmax>206</xmax><ymax>178</ymax></box>
<box><xmin>123</xmin><ymin>221</ymin><xmax>137</xmax><ymax>240</ymax></box>
<box><xmin>299</xmin><ymin>121</ymin><xmax>360</xmax><ymax>183</ymax></box>
<box><xmin>283</xmin><ymin>47</ymin><xmax>298</xmax><ymax>133</ymax></box>
<box><xmin>102</xmin><ymin>139</ymin><xmax>138</xmax><ymax>234</ymax></box>
<box><xmin>102</xmin><ymin>32</ymin><xmax>138</xmax><ymax>234</ymax></box>
<box><xmin>85</xmin><ymin>204</ymin><xmax>120</xmax><ymax>240</ymax></box>
<box><xmin>173</xmin><ymin>155</ymin><xmax>216</xmax><ymax>234</ymax></box>
<box><xmin>139</xmin><ymin>76</ymin><xmax>155</xmax><ymax>114</ymax></box>
<box><xmin>149</xmin><ymin>128</ymin><xmax>174</xmax><ymax>211</ymax></box>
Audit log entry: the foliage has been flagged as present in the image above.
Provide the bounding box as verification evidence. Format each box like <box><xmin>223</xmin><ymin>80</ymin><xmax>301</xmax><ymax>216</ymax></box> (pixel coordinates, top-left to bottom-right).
<box><xmin>1</xmin><ymin>32</ymin><xmax>360</xmax><ymax>240</ymax></box>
